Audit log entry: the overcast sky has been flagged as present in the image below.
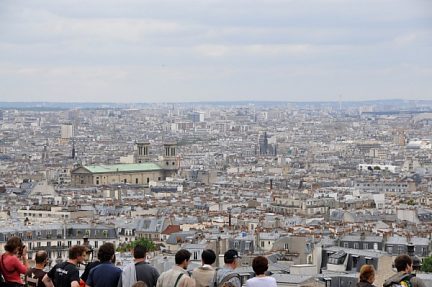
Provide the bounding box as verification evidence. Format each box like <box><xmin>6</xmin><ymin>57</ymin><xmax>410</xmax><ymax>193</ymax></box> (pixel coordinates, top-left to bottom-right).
<box><xmin>0</xmin><ymin>0</ymin><xmax>431</xmax><ymax>103</ymax></box>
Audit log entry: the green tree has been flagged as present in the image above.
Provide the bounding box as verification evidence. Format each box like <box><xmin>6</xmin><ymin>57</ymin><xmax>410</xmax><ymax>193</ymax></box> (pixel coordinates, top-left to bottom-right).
<box><xmin>407</xmin><ymin>199</ymin><xmax>416</xmax><ymax>206</ymax></box>
<box><xmin>421</xmin><ymin>256</ymin><xmax>432</xmax><ymax>272</ymax></box>
<box><xmin>116</xmin><ymin>237</ymin><xmax>156</xmax><ymax>253</ymax></box>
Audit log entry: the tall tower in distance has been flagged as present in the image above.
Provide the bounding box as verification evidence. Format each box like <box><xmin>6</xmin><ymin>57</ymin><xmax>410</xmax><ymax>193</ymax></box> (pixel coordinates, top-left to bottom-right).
<box><xmin>134</xmin><ymin>142</ymin><xmax>150</xmax><ymax>163</ymax></box>
<box><xmin>161</xmin><ymin>142</ymin><xmax>178</xmax><ymax>176</ymax></box>
<box><xmin>259</xmin><ymin>132</ymin><xmax>268</xmax><ymax>155</ymax></box>
<box><xmin>72</xmin><ymin>139</ymin><xmax>76</xmax><ymax>159</ymax></box>
<box><xmin>42</xmin><ymin>139</ymin><xmax>49</xmax><ymax>162</ymax></box>
<box><xmin>60</xmin><ymin>123</ymin><xmax>74</xmax><ymax>144</ymax></box>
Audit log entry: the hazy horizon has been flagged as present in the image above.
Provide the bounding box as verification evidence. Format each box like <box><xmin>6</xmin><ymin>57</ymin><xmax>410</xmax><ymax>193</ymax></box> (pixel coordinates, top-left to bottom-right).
<box><xmin>1</xmin><ymin>0</ymin><xmax>431</xmax><ymax>103</ymax></box>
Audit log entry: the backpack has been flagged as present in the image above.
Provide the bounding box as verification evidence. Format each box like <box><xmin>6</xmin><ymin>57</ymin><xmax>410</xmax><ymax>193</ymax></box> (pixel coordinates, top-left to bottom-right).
<box><xmin>212</xmin><ymin>269</ymin><xmax>241</xmax><ymax>287</ymax></box>
<box><xmin>390</xmin><ymin>274</ymin><xmax>415</xmax><ymax>287</ymax></box>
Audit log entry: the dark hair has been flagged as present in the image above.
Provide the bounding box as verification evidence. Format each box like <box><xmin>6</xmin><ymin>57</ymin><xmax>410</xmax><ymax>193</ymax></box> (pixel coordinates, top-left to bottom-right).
<box><xmin>252</xmin><ymin>256</ymin><xmax>268</xmax><ymax>275</ymax></box>
<box><xmin>133</xmin><ymin>245</ymin><xmax>147</xmax><ymax>259</ymax></box>
<box><xmin>69</xmin><ymin>245</ymin><xmax>87</xmax><ymax>260</ymax></box>
<box><xmin>35</xmin><ymin>251</ymin><xmax>48</xmax><ymax>264</ymax></box>
<box><xmin>5</xmin><ymin>236</ymin><xmax>23</xmax><ymax>253</ymax></box>
<box><xmin>202</xmin><ymin>249</ymin><xmax>216</xmax><ymax>265</ymax></box>
<box><xmin>359</xmin><ymin>264</ymin><xmax>375</xmax><ymax>282</ymax></box>
<box><xmin>395</xmin><ymin>254</ymin><xmax>412</xmax><ymax>272</ymax></box>
<box><xmin>97</xmin><ymin>243</ymin><xmax>115</xmax><ymax>262</ymax></box>
<box><xmin>175</xmin><ymin>249</ymin><xmax>191</xmax><ymax>265</ymax></box>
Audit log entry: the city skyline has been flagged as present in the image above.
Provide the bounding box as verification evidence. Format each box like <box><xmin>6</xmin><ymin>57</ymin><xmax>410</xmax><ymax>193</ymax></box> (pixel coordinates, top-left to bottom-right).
<box><xmin>1</xmin><ymin>0</ymin><xmax>431</xmax><ymax>103</ymax></box>
<box><xmin>0</xmin><ymin>101</ymin><xmax>432</xmax><ymax>286</ymax></box>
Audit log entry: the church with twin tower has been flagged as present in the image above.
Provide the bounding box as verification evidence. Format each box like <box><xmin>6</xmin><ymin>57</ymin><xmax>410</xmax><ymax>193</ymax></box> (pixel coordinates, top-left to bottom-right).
<box><xmin>71</xmin><ymin>142</ymin><xmax>179</xmax><ymax>187</ymax></box>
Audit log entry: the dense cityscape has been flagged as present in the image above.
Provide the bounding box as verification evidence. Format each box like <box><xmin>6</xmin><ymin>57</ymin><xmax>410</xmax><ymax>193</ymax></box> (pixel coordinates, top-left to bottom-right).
<box><xmin>0</xmin><ymin>100</ymin><xmax>431</xmax><ymax>286</ymax></box>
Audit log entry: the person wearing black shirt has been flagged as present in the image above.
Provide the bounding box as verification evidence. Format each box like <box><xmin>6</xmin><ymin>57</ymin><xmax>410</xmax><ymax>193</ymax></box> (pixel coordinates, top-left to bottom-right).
<box><xmin>26</xmin><ymin>250</ymin><xmax>49</xmax><ymax>287</ymax></box>
<box><xmin>42</xmin><ymin>245</ymin><xmax>87</xmax><ymax>287</ymax></box>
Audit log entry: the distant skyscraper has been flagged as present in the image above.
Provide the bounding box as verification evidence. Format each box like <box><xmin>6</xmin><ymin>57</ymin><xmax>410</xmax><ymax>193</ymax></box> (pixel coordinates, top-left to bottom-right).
<box><xmin>393</xmin><ymin>129</ymin><xmax>406</xmax><ymax>146</ymax></box>
<box><xmin>259</xmin><ymin>132</ymin><xmax>268</xmax><ymax>155</ymax></box>
<box><xmin>61</xmin><ymin>123</ymin><xmax>74</xmax><ymax>140</ymax></box>
<box><xmin>190</xmin><ymin>111</ymin><xmax>205</xmax><ymax>123</ymax></box>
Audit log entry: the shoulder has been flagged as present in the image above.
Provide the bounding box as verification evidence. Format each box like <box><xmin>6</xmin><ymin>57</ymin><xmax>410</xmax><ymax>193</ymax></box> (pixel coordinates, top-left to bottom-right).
<box><xmin>87</xmin><ymin>261</ymin><xmax>101</xmax><ymax>269</ymax></box>
<box><xmin>67</xmin><ymin>264</ymin><xmax>79</xmax><ymax>273</ymax></box>
<box><xmin>410</xmin><ymin>276</ymin><xmax>426</xmax><ymax>285</ymax></box>
<box><xmin>113</xmin><ymin>265</ymin><xmax>122</xmax><ymax>274</ymax></box>
<box><xmin>158</xmin><ymin>270</ymin><xmax>169</xmax><ymax>278</ymax></box>
<box><xmin>67</xmin><ymin>262</ymin><xmax>78</xmax><ymax>269</ymax></box>
<box><xmin>25</xmin><ymin>268</ymin><xmax>33</xmax><ymax>276</ymax></box>
<box><xmin>7</xmin><ymin>255</ymin><xmax>20</xmax><ymax>263</ymax></box>
<box><xmin>218</xmin><ymin>268</ymin><xmax>234</xmax><ymax>275</ymax></box>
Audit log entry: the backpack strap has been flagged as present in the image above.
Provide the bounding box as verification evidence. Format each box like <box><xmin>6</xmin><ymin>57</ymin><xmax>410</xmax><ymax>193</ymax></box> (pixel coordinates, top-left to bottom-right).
<box><xmin>212</xmin><ymin>268</ymin><xmax>220</xmax><ymax>287</ymax></box>
<box><xmin>218</xmin><ymin>273</ymin><xmax>240</xmax><ymax>287</ymax></box>
<box><xmin>174</xmin><ymin>273</ymin><xmax>184</xmax><ymax>287</ymax></box>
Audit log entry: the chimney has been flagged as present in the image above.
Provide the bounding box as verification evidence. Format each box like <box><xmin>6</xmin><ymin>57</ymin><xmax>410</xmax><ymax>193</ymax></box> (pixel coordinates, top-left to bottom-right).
<box><xmin>407</xmin><ymin>243</ymin><xmax>422</xmax><ymax>270</ymax></box>
<box><xmin>270</xmin><ymin>179</ymin><xmax>273</xmax><ymax>190</ymax></box>
<box><xmin>360</xmin><ymin>232</ymin><xmax>366</xmax><ymax>242</ymax></box>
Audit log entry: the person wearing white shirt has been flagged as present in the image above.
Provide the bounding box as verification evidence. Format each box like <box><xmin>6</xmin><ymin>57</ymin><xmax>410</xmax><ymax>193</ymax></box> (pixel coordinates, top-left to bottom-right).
<box><xmin>245</xmin><ymin>256</ymin><xmax>277</xmax><ymax>287</ymax></box>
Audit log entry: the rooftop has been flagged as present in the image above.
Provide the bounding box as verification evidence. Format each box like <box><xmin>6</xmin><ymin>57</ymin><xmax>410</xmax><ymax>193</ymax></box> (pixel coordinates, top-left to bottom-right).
<box><xmin>80</xmin><ymin>163</ymin><xmax>163</xmax><ymax>174</ymax></box>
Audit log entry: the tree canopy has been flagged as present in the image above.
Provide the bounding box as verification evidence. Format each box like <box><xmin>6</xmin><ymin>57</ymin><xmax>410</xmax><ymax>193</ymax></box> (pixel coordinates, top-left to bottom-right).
<box><xmin>421</xmin><ymin>256</ymin><xmax>432</xmax><ymax>272</ymax></box>
<box><xmin>116</xmin><ymin>237</ymin><xmax>156</xmax><ymax>253</ymax></box>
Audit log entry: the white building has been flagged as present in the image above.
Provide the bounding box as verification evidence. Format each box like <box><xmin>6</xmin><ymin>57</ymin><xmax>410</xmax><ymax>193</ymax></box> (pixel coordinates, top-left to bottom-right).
<box><xmin>61</xmin><ymin>123</ymin><xmax>74</xmax><ymax>139</ymax></box>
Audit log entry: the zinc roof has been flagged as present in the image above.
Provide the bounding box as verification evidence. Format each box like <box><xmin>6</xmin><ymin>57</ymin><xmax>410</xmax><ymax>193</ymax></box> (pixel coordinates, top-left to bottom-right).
<box><xmin>83</xmin><ymin>163</ymin><xmax>163</xmax><ymax>173</ymax></box>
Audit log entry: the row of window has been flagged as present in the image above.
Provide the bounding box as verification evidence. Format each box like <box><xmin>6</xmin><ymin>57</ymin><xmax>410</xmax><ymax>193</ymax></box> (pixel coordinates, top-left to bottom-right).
<box><xmin>234</xmin><ymin>241</ymin><xmax>282</xmax><ymax>250</ymax></box>
<box><xmin>22</xmin><ymin>213</ymin><xmax>69</xmax><ymax>218</ymax></box>
<box><xmin>95</xmin><ymin>177</ymin><xmax>161</xmax><ymax>185</ymax></box>
<box><xmin>5</xmin><ymin>230</ymin><xmax>110</xmax><ymax>240</ymax></box>
<box><xmin>356</xmin><ymin>183</ymin><xmax>408</xmax><ymax>188</ymax></box>
<box><xmin>343</xmin><ymin>242</ymin><xmax>379</xmax><ymax>250</ymax></box>
<box><xmin>23</xmin><ymin>240</ymin><xmax>100</xmax><ymax>249</ymax></box>
<box><xmin>341</xmin><ymin>242</ymin><xmax>429</xmax><ymax>256</ymax></box>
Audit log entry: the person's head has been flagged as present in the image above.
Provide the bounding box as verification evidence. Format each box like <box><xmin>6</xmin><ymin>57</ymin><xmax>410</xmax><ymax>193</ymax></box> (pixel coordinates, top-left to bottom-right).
<box><xmin>201</xmin><ymin>249</ymin><xmax>216</xmax><ymax>266</ymax></box>
<box><xmin>83</xmin><ymin>246</ymin><xmax>93</xmax><ymax>262</ymax></box>
<box><xmin>133</xmin><ymin>244</ymin><xmax>147</xmax><ymax>260</ymax></box>
<box><xmin>394</xmin><ymin>254</ymin><xmax>413</xmax><ymax>273</ymax></box>
<box><xmin>97</xmin><ymin>242</ymin><xmax>115</xmax><ymax>263</ymax></box>
<box><xmin>359</xmin><ymin>264</ymin><xmax>375</xmax><ymax>283</ymax></box>
<box><xmin>224</xmin><ymin>249</ymin><xmax>241</xmax><ymax>269</ymax></box>
<box><xmin>4</xmin><ymin>236</ymin><xmax>24</xmax><ymax>254</ymax></box>
<box><xmin>252</xmin><ymin>256</ymin><xmax>269</xmax><ymax>276</ymax></box>
<box><xmin>68</xmin><ymin>245</ymin><xmax>87</xmax><ymax>263</ymax></box>
<box><xmin>175</xmin><ymin>249</ymin><xmax>191</xmax><ymax>269</ymax></box>
<box><xmin>35</xmin><ymin>250</ymin><xmax>48</xmax><ymax>266</ymax></box>
<box><xmin>132</xmin><ymin>281</ymin><xmax>147</xmax><ymax>287</ymax></box>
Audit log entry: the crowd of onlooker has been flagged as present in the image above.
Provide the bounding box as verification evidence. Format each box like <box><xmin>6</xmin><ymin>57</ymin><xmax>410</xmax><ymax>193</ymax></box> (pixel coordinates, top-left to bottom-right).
<box><xmin>0</xmin><ymin>236</ymin><xmax>426</xmax><ymax>287</ymax></box>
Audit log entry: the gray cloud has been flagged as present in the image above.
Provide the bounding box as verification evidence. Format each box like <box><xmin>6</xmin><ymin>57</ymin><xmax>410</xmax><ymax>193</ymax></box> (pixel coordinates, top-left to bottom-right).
<box><xmin>0</xmin><ymin>0</ymin><xmax>431</xmax><ymax>102</ymax></box>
